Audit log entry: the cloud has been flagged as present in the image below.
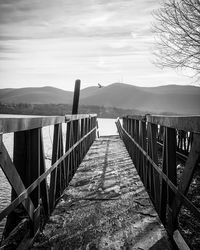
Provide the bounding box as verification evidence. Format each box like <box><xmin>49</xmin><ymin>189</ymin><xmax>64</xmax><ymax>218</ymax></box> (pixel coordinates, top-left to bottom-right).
<box><xmin>0</xmin><ymin>0</ymin><xmax>159</xmax><ymax>40</ymax></box>
<box><xmin>0</xmin><ymin>0</ymin><xmax>194</xmax><ymax>90</ymax></box>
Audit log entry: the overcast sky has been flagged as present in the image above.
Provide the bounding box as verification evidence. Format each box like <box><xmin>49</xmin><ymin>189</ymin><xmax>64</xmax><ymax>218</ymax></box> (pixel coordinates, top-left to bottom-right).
<box><xmin>0</xmin><ymin>0</ymin><xmax>195</xmax><ymax>91</ymax></box>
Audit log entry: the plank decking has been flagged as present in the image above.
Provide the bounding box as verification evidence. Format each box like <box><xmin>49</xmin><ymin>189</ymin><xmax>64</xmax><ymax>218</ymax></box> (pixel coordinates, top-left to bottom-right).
<box><xmin>33</xmin><ymin>136</ymin><xmax>172</xmax><ymax>250</ymax></box>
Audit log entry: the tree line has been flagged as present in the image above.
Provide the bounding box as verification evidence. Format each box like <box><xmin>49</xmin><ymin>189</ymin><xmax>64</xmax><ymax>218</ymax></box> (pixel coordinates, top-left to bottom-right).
<box><xmin>0</xmin><ymin>102</ymin><xmax>146</xmax><ymax>118</ymax></box>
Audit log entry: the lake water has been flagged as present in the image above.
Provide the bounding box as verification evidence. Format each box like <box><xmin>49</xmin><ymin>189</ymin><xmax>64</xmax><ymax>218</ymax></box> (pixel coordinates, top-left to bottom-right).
<box><xmin>0</xmin><ymin>118</ymin><xmax>118</xmax><ymax>237</ymax></box>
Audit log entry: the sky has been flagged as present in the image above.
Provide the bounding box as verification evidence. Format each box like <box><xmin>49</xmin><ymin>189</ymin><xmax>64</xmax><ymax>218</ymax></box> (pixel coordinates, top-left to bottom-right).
<box><xmin>0</xmin><ymin>0</ymin><xmax>196</xmax><ymax>91</ymax></box>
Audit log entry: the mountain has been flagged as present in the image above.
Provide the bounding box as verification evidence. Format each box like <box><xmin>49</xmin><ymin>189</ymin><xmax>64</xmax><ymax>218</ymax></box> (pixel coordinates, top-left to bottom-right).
<box><xmin>80</xmin><ymin>86</ymin><xmax>100</xmax><ymax>99</ymax></box>
<box><xmin>0</xmin><ymin>83</ymin><xmax>200</xmax><ymax>115</ymax></box>
<box><xmin>0</xmin><ymin>86</ymin><xmax>73</xmax><ymax>104</ymax></box>
<box><xmin>80</xmin><ymin>83</ymin><xmax>200</xmax><ymax>115</ymax></box>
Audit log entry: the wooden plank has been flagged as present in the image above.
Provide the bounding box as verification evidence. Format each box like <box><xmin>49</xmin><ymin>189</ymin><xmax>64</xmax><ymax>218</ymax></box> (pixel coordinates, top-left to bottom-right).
<box><xmin>0</xmin><ymin>114</ymin><xmax>97</xmax><ymax>134</ymax></box>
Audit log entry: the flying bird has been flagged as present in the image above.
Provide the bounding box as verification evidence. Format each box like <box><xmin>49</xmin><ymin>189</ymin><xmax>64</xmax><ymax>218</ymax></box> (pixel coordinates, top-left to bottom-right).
<box><xmin>98</xmin><ymin>83</ymin><xmax>103</xmax><ymax>88</ymax></box>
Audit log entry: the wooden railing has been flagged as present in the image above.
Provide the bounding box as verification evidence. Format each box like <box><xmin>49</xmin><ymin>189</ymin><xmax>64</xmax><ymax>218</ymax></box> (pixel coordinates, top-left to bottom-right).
<box><xmin>0</xmin><ymin>114</ymin><xmax>97</xmax><ymax>249</ymax></box>
<box><xmin>116</xmin><ymin>114</ymin><xmax>200</xmax><ymax>249</ymax></box>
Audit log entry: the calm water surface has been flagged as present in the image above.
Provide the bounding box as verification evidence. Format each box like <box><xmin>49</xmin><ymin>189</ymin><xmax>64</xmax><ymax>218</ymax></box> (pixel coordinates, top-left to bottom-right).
<box><xmin>0</xmin><ymin>118</ymin><xmax>118</xmax><ymax>236</ymax></box>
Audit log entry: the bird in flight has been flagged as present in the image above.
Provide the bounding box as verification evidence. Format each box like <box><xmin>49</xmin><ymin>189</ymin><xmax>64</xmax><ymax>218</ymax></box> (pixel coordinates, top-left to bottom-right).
<box><xmin>98</xmin><ymin>83</ymin><xmax>103</xmax><ymax>88</ymax></box>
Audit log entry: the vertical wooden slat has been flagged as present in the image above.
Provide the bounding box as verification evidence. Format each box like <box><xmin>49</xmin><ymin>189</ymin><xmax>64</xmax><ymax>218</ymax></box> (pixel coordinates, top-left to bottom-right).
<box><xmin>142</xmin><ymin>120</ymin><xmax>147</xmax><ymax>187</ymax></box>
<box><xmin>28</xmin><ymin>128</ymin><xmax>40</xmax><ymax>235</ymax></box>
<box><xmin>80</xmin><ymin>118</ymin><xmax>85</xmax><ymax>161</ymax></box>
<box><xmin>150</xmin><ymin>123</ymin><xmax>160</xmax><ymax>212</ymax></box>
<box><xmin>73</xmin><ymin>119</ymin><xmax>79</xmax><ymax>172</ymax></box>
<box><xmin>49</xmin><ymin>124</ymin><xmax>60</xmax><ymax>211</ymax></box>
<box><xmin>70</xmin><ymin>120</ymin><xmax>76</xmax><ymax>177</ymax></box>
<box><xmin>65</xmin><ymin>121</ymin><xmax>71</xmax><ymax>185</ymax></box>
<box><xmin>39</xmin><ymin>130</ymin><xmax>50</xmax><ymax>218</ymax></box>
<box><xmin>27</xmin><ymin>129</ymin><xmax>40</xmax><ymax>209</ymax></box>
<box><xmin>146</xmin><ymin>123</ymin><xmax>151</xmax><ymax>194</ymax></box>
<box><xmin>159</xmin><ymin>128</ymin><xmax>167</xmax><ymax>225</ymax></box>
<box><xmin>165</xmin><ymin>127</ymin><xmax>177</xmax><ymax>235</ymax></box>
<box><xmin>55</xmin><ymin>124</ymin><xmax>62</xmax><ymax>200</ymax></box>
<box><xmin>135</xmin><ymin>120</ymin><xmax>140</xmax><ymax>169</ymax></box>
<box><xmin>58</xmin><ymin>124</ymin><xmax>65</xmax><ymax>193</ymax></box>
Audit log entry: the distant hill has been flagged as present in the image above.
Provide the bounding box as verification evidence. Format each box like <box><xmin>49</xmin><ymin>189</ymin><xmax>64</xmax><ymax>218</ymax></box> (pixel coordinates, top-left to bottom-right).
<box><xmin>80</xmin><ymin>86</ymin><xmax>100</xmax><ymax>99</ymax></box>
<box><xmin>0</xmin><ymin>86</ymin><xmax>73</xmax><ymax>104</ymax></box>
<box><xmin>80</xmin><ymin>83</ymin><xmax>200</xmax><ymax>115</ymax></box>
<box><xmin>0</xmin><ymin>83</ymin><xmax>200</xmax><ymax>115</ymax></box>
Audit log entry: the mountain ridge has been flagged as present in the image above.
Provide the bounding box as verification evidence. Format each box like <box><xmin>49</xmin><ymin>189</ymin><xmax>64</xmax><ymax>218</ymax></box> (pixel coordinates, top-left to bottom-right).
<box><xmin>0</xmin><ymin>83</ymin><xmax>199</xmax><ymax>115</ymax></box>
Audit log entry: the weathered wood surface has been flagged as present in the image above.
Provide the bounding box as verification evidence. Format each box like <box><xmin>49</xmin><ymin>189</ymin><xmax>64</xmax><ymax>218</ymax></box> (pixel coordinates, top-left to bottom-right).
<box><xmin>32</xmin><ymin>136</ymin><xmax>171</xmax><ymax>250</ymax></box>
<box><xmin>0</xmin><ymin>114</ymin><xmax>97</xmax><ymax>133</ymax></box>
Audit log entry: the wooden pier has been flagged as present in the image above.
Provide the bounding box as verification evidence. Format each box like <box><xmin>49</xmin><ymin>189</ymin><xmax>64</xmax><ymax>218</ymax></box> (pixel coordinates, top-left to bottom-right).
<box><xmin>0</xmin><ymin>113</ymin><xmax>200</xmax><ymax>249</ymax></box>
<box><xmin>32</xmin><ymin>136</ymin><xmax>171</xmax><ymax>249</ymax></box>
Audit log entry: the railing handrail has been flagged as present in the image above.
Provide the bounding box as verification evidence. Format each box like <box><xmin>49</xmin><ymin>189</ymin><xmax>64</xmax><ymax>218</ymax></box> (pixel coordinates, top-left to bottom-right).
<box><xmin>122</xmin><ymin>114</ymin><xmax>200</xmax><ymax>133</ymax></box>
<box><xmin>0</xmin><ymin>114</ymin><xmax>97</xmax><ymax>133</ymax></box>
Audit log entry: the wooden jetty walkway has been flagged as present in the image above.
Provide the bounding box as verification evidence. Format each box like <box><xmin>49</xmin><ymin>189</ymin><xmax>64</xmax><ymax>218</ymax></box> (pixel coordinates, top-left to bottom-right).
<box><xmin>0</xmin><ymin>112</ymin><xmax>200</xmax><ymax>249</ymax></box>
<box><xmin>32</xmin><ymin>136</ymin><xmax>171</xmax><ymax>249</ymax></box>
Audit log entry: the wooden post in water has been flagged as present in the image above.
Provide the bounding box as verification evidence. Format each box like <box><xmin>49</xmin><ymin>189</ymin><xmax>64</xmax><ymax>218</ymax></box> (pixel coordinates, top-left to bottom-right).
<box><xmin>72</xmin><ymin>79</ymin><xmax>81</xmax><ymax>115</ymax></box>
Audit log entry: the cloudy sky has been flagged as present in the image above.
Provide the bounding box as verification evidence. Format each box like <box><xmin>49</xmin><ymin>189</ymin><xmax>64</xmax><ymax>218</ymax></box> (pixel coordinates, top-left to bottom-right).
<box><xmin>0</xmin><ymin>0</ymin><xmax>195</xmax><ymax>90</ymax></box>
